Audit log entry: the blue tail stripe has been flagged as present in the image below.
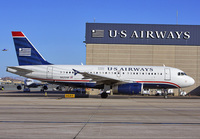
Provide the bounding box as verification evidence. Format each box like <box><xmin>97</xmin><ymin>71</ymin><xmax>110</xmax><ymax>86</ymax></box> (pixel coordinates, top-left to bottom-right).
<box><xmin>13</xmin><ymin>35</ymin><xmax>52</xmax><ymax>65</ymax></box>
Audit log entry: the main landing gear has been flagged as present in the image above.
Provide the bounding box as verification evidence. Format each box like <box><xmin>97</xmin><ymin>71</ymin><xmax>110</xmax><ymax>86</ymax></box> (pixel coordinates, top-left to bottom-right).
<box><xmin>101</xmin><ymin>92</ymin><xmax>108</xmax><ymax>98</ymax></box>
<box><xmin>163</xmin><ymin>89</ymin><xmax>168</xmax><ymax>99</ymax></box>
<box><xmin>100</xmin><ymin>85</ymin><xmax>110</xmax><ymax>99</ymax></box>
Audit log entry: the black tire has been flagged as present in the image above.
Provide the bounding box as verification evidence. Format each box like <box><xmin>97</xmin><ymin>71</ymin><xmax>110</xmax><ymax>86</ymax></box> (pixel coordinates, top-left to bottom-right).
<box><xmin>101</xmin><ymin>93</ymin><xmax>108</xmax><ymax>98</ymax></box>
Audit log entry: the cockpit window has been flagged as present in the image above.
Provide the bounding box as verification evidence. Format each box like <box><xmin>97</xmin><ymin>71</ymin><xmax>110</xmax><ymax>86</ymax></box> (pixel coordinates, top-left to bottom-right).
<box><xmin>178</xmin><ymin>72</ymin><xmax>187</xmax><ymax>76</ymax></box>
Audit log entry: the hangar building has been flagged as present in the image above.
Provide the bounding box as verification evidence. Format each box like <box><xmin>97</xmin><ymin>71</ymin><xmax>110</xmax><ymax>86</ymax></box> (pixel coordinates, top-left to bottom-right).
<box><xmin>85</xmin><ymin>23</ymin><xmax>200</xmax><ymax>95</ymax></box>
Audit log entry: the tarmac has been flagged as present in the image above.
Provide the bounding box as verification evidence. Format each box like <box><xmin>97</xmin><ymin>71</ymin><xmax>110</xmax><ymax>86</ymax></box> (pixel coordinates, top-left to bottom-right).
<box><xmin>0</xmin><ymin>90</ymin><xmax>200</xmax><ymax>139</ymax></box>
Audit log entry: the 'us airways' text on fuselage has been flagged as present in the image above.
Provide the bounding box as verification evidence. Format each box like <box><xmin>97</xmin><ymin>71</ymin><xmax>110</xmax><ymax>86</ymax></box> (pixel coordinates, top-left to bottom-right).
<box><xmin>107</xmin><ymin>67</ymin><xmax>153</xmax><ymax>72</ymax></box>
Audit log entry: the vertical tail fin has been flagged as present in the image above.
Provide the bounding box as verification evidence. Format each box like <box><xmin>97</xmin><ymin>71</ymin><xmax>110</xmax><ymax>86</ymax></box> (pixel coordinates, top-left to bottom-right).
<box><xmin>12</xmin><ymin>31</ymin><xmax>52</xmax><ymax>65</ymax></box>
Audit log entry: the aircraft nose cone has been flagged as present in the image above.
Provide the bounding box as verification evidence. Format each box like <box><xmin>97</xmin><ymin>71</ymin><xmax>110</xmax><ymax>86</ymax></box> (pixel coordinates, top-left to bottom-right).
<box><xmin>182</xmin><ymin>76</ymin><xmax>195</xmax><ymax>88</ymax></box>
<box><xmin>189</xmin><ymin>77</ymin><xmax>195</xmax><ymax>86</ymax></box>
<box><xmin>186</xmin><ymin>76</ymin><xmax>195</xmax><ymax>86</ymax></box>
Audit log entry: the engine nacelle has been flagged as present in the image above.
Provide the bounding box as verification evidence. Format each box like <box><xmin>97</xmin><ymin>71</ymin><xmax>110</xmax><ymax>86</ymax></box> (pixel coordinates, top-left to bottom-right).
<box><xmin>17</xmin><ymin>85</ymin><xmax>22</xmax><ymax>90</ymax></box>
<box><xmin>43</xmin><ymin>85</ymin><xmax>48</xmax><ymax>90</ymax></box>
<box><xmin>112</xmin><ymin>83</ymin><xmax>142</xmax><ymax>95</ymax></box>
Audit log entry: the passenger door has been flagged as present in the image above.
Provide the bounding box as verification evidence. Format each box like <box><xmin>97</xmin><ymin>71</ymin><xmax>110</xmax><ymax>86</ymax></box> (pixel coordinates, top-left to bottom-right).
<box><xmin>164</xmin><ymin>68</ymin><xmax>171</xmax><ymax>80</ymax></box>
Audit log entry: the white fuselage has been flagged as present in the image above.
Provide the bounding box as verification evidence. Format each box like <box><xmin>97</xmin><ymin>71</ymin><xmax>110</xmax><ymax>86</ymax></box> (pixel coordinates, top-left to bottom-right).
<box><xmin>7</xmin><ymin>65</ymin><xmax>195</xmax><ymax>89</ymax></box>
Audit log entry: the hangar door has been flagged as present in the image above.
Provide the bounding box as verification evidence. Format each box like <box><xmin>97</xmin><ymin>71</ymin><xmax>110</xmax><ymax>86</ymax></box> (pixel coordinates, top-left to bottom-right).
<box><xmin>164</xmin><ymin>68</ymin><xmax>171</xmax><ymax>80</ymax></box>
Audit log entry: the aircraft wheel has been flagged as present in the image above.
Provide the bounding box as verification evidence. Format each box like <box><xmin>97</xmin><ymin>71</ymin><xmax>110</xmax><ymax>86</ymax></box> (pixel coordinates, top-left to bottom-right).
<box><xmin>164</xmin><ymin>89</ymin><xmax>168</xmax><ymax>99</ymax></box>
<box><xmin>101</xmin><ymin>92</ymin><xmax>108</xmax><ymax>99</ymax></box>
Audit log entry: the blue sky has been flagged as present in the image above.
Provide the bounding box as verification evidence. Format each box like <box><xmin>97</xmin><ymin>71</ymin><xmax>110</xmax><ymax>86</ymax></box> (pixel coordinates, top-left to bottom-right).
<box><xmin>1</xmin><ymin>0</ymin><xmax>200</xmax><ymax>77</ymax></box>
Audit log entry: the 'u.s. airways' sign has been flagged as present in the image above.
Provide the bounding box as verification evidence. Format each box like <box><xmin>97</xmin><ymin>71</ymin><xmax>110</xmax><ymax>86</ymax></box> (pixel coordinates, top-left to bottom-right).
<box><xmin>86</xmin><ymin>23</ymin><xmax>200</xmax><ymax>46</ymax></box>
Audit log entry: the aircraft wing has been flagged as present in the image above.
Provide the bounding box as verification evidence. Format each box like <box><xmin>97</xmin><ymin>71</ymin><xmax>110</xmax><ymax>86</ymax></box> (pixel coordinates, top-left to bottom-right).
<box><xmin>73</xmin><ymin>69</ymin><xmax>126</xmax><ymax>85</ymax></box>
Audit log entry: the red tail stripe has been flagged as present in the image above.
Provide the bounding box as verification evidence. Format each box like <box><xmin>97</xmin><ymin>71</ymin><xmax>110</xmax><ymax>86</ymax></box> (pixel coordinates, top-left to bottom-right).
<box><xmin>12</xmin><ymin>31</ymin><xmax>25</xmax><ymax>37</ymax></box>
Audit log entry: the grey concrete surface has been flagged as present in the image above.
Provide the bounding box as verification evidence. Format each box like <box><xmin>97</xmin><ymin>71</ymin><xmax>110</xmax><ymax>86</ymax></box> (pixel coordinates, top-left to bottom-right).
<box><xmin>0</xmin><ymin>94</ymin><xmax>200</xmax><ymax>139</ymax></box>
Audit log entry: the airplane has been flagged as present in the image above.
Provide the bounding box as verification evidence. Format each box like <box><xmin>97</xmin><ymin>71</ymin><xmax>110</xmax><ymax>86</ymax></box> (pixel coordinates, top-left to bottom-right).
<box><xmin>7</xmin><ymin>31</ymin><xmax>195</xmax><ymax>98</ymax></box>
<box><xmin>2</xmin><ymin>49</ymin><xmax>8</xmax><ymax>51</ymax></box>
<box><xmin>17</xmin><ymin>78</ymin><xmax>48</xmax><ymax>92</ymax></box>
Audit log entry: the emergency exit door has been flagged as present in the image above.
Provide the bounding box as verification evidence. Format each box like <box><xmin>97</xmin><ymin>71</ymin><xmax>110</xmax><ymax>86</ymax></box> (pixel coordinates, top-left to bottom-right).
<box><xmin>164</xmin><ymin>68</ymin><xmax>171</xmax><ymax>80</ymax></box>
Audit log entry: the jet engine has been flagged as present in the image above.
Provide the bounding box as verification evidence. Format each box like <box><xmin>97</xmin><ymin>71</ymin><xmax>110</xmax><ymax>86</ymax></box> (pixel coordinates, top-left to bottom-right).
<box><xmin>17</xmin><ymin>85</ymin><xmax>22</xmax><ymax>90</ymax></box>
<box><xmin>112</xmin><ymin>83</ymin><xmax>142</xmax><ymax>95</ymax></box>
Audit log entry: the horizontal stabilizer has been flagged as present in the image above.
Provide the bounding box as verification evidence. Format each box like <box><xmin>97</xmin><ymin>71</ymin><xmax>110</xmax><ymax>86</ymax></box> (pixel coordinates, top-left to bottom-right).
<box><xmin>7</xmin><ymin>66</ymin><xmax>33</xmax><ymax>76</ymax></box>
